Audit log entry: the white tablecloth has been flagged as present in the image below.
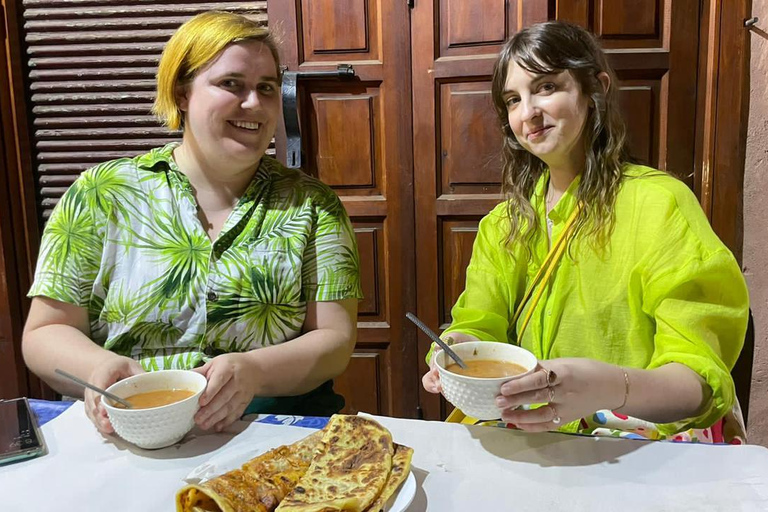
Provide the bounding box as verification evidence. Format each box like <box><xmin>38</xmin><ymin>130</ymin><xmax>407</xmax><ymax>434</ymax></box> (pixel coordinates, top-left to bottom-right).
<box><xmin>2</xmin><ymin>401</ymin><xmax>768</xmax><ymax>511</ymax></box>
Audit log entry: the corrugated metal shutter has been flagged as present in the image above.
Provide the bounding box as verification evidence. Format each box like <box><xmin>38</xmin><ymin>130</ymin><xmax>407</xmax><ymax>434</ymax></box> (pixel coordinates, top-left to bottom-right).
<box><xmin>21</xmin><ymin>1</ymin><xmax>268</xmax><ymax>220</ymax></box>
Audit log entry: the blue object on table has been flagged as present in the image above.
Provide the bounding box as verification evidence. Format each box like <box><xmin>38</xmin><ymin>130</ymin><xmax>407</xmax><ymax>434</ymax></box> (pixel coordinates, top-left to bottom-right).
<box><xmin>29</xmin><ymin>399</ymin><xmax>74</xmax><ymax>426</ymax></box>
<box><xmin>255</xmin><ymin>415</ymin><xmax>330</xmax><ymax>429</ymax></box>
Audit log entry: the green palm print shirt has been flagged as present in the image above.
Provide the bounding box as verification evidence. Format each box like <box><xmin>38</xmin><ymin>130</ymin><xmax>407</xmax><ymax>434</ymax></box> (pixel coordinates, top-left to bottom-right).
<box><xmin>29</xmin><ymin>143</ymin><xmax>363</xmax><ymax>371</ymax></box>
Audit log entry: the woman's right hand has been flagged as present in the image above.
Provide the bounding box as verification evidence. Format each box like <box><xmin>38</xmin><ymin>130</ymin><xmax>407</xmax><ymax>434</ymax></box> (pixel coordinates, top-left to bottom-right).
<box><xmin>84</xmin><ymin>356</ymin><xmax>144</xmax><ymax>434</ymax></box>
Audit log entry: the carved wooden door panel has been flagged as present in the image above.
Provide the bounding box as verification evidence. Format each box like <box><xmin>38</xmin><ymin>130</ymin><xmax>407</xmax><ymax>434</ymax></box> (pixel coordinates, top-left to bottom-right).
<box><xmin>412</xmin><ymin>0</ymin><xmax>701</xmax><ymax>420</ymax></box>
<box><xmin>268</xmin><ymin>1</ymin><xmax>419</xmax><ymax>417</ymax></box>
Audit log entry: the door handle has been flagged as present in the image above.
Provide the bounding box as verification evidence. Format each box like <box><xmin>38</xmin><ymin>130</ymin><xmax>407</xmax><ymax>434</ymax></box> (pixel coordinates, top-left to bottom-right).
<box><xmin>281</xmin><ymin>64</ymin><xmax>357</xmax><ymax>169</ymax></box>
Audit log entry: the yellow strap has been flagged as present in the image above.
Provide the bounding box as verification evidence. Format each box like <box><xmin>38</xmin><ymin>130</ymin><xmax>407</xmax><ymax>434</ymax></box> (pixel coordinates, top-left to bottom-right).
<box><xmin>512</xmin><ymin>204</ymin><xmax>582</xmax><ymax>343</ymax></box>
<box><xmin>445</xmin><ymin>408</ymin><xmax>471</xmax><ymax>424</ymax></box>
<box><xmin>445</xmin><ymin>408</ymin><xmax>497</xmax><ymax>426</ymax></box>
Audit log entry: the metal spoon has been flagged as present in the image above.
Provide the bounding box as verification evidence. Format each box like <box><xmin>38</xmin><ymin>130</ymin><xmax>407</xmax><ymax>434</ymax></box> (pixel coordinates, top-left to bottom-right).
<box><xmin>55</xmin><ymin>368</ymin><xmax>134</xmax><ymax>408</ymax></box>
<box><xmin>405</xmin><ymin>312</ymin><xmax>468</xmax><ymax>369</ymax></box>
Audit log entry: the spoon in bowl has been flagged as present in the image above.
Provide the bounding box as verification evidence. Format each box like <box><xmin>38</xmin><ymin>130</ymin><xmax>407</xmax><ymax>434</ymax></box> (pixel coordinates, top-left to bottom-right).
<box><xmin>405</xmin><ymin>312</ymin><xmax>468</xmax><ymax>369</ymax></box>
<box><xmin>55</xmin><ymin>368</ymin><xmax>134</xmax><ymax>409</ymax></box>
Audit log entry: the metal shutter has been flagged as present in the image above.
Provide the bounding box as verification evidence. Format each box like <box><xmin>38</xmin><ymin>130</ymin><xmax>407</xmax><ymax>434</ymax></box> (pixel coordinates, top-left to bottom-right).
<box><xmin>21</xmin><ymin>1</ymin><xmax>268</xmax><ymax>220</ymax></box>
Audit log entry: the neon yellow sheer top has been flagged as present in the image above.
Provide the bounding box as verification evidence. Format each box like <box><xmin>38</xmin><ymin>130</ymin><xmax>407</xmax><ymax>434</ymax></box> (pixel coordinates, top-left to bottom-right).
<box><xmin>435</xmin><ymin>164</ymin><xmax>749</xmax><ymax>434</ymax></box>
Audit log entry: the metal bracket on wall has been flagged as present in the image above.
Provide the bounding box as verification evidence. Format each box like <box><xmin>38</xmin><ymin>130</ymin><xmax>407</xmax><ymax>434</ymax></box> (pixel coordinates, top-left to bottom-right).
<box><xmin>281</xmin><ymin>64</ymin><xmax>357</xmax><ymax>169</ymax></box>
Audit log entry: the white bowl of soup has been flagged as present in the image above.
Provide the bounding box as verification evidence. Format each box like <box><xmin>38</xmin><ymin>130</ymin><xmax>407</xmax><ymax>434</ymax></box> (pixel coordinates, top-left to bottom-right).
<box><xmin>102</xmin><ymin>370</ymin><xmax>207</xmax><ymax>449</ymax></box>
<box><xmin>435</xmin><ymin>341</ymin><xmax>537</xmax><ymax>420</ymax></box>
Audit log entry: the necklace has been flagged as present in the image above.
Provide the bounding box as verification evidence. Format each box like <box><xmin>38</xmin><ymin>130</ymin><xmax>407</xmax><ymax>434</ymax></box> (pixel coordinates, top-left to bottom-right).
<box><xmin>545</xmin><ymin>184</ymin><xmax>557</xmax><ymax>213</ymax></box>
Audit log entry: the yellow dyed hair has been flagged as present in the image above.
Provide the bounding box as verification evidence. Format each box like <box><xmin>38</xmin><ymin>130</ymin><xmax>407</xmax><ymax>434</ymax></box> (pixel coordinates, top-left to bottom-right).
<box><xmin>152</xmin><ymin>11</ymin><xmax>281</xmax><ymax>130</ymax></box>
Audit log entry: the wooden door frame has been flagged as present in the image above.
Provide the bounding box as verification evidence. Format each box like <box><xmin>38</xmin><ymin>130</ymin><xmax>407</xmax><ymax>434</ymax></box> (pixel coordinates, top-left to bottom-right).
<box><xmin>696</xmin><ymin>0</ymin><xmax>752</xmax><ymax>264</ymax></box>
<box><xmin>0</xmin><ymin>2</ymin><xmax>25</xmax><ymax>398</ymax></box>
<box><xmin>1</xmin><ymin>0</ymin><xmax>58</xmax><ymax>399</ymax></box>
<box><xmin>695</xmin><ymin>0</ymin><xmax>754</xmax><ymax>419</ymax></box>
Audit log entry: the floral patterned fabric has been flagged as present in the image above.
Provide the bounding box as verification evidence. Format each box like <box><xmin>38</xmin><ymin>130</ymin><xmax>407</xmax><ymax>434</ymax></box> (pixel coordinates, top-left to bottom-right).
<box><xmin>452</xmin><ymin>403</ymin><xmax>747</xmax><ymax>444</ymax></box>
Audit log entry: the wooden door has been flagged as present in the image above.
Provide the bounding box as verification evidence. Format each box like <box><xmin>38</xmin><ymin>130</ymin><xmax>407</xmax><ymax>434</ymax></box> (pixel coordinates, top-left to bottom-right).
<box><xmin>268</xmin><ymin>1</ymin><xmax>419</xmax><ymax>417</ymax></box>
<box><xmin>412</xmin><ymin>0</ymin><xmax>701</xmax><ymax>420</ymax></box>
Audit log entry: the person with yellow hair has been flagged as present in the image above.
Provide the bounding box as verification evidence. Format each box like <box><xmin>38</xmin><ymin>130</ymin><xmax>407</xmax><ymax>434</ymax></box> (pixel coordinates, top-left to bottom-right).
<box><xmin>23</xmin><ymin>12</ymin><xmax>362</xmax><ymax>434</ymax></box>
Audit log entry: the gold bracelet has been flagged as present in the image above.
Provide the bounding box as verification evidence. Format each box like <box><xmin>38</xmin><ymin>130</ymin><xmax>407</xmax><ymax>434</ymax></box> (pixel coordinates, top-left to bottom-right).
<box><xmin>615</xmin><ymin>367</ymin><xmax>630</xmax><ymax>411</ymax></box>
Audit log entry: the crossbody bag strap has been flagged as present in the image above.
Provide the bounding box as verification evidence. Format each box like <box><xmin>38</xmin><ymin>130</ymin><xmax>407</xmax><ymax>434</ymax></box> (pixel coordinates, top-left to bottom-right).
<box><xmin>512</xmin><ymin>204</ymin><xmax>582</xmax><ymax>343</ymax></box>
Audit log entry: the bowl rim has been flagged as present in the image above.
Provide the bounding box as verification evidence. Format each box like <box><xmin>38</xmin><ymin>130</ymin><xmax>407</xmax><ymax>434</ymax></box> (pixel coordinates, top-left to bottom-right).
<box><xmin>435</xmin><ymin>341</ymin><xmax>538</xmax><ymax>382</ymax></box>
<box><xmin>102</xmin><ymin>369</ymin><xmax>207</xmax><ymax>413</ymax></box>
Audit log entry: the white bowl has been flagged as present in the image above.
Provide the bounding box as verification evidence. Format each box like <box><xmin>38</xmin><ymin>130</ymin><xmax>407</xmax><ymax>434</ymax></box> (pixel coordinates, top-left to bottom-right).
<box><xmin>103</xmin><ymin>370</ymin><xmax>207</xmax><ymax>450</ymax></box>
<box><xmin>436</xmin><ymin>341</ymin><xmax>538</xmax><ymax>420</ymax></box>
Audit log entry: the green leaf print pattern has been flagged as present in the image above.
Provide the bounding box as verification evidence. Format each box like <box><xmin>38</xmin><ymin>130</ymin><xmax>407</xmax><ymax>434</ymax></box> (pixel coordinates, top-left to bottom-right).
<box><xmin>207</xmin><ymin>248</ymin><xmax>305</xmax><ymax>348</ymax></box>
<box><xmin>29</xmin><ymin>144</ymin><xmax>363</xmax><ymax>371</ymax></box>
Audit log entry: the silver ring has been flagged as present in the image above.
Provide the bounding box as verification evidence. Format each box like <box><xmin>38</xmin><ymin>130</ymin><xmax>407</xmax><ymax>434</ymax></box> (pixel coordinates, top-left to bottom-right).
<box><xmin>550</xmin><ymin>404</ymin><xmax>561</xmax><ymax>424</ymax></box>
<box><xmin>546</xmin><ymin>368</ymin><xmax>558</xmax><ymax>386</ymax></box>
<box><xmin>547</xmin><ymin>386</ymin><xmax>556</xmax><ymax>403</ymax></box>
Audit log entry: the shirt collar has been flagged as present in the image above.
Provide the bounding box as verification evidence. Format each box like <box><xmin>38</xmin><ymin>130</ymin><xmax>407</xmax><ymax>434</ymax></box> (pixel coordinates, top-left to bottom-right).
<box><xmin>136</xmin><ymin>142</ymin><xmax>276</xmax><ymax>197</ymax></box>
<box><xmin>135</xmin><ymin>142</ymin><xmax>180</xmax><ymax>171</ymax></box>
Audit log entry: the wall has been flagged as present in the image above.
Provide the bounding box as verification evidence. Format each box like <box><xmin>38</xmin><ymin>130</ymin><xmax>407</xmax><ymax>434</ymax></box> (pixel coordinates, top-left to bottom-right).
<box><xmin>744</xmin><ymin>0</ymin><xmax>768</xmax><ymax>445</ymax></box>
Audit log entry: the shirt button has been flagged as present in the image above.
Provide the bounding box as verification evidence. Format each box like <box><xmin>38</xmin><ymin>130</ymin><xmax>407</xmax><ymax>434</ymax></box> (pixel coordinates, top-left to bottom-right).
<box><xmin>207</xmin><ymin>291</ymin><xmax>218</xmax><ymax>302</ymax></box>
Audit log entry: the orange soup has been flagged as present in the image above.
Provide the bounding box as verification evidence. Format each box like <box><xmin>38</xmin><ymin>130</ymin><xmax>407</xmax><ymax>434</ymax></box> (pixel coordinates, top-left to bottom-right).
<box><xmin>446</xmin><ymin>359</ymin><xmax>527</xmax><ymax>378</ymax></box>
<box><xmin>115</xmin><ymin>389</ymin><xmax>195</xmax><ymax>409</ymax></box>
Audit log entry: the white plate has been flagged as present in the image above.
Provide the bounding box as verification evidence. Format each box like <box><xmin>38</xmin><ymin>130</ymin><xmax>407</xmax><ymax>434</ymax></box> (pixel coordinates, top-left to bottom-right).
<box><xmin>384</xmin><ymin>471</ymin><xmax>416</xmax><ymax>512</ymax></box>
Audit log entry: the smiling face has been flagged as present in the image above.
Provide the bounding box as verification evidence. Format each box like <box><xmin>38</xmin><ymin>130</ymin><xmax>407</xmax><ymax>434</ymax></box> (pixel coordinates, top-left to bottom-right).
<box><xmin>501</xmin><ymin>60</ymin><xmax>591</xmax><ymax>171</ymax></box>
<box><xmin>177</xmin><ymin>40</ymin><xmax>280</xmax><ymax>173</ymax></box>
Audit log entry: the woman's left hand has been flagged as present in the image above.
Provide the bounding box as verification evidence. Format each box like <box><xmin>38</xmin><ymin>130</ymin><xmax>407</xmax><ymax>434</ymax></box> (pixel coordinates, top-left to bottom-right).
<box><xmin>495</xmin><ymin>358</ymin><xmax>625</xmax><ymax>432</ymax></box>
<box><xmin>192</xmin><ymin>353</ymin><xmax>259</xmax><ymax>432</ymax></box>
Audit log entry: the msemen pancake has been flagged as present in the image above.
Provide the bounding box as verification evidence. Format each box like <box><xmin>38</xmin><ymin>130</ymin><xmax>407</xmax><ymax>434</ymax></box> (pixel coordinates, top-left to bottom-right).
<box><xmin>176</xmin><ymin>430</ymin><xmax>322</xmax><ymax>512</ymax></box>
<box><xmin>275</xmin><ymin>415</ymin><xmax>394</xmax><ymax>512</ymax></box>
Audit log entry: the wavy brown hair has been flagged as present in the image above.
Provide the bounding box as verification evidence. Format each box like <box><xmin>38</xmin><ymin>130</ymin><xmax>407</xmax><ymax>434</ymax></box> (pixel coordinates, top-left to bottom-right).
<box><xmin>491</xmin><ymin>21</ymin><xmax>633</xmax><ymax>254</ymax></box>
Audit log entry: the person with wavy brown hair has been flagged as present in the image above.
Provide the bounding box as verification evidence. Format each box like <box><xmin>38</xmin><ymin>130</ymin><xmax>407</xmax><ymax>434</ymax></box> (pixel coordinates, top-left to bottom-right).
<box><xmin>422</xmin><ymin>21</ymin><xmax>749</xmax><ymax>443</ymax></box>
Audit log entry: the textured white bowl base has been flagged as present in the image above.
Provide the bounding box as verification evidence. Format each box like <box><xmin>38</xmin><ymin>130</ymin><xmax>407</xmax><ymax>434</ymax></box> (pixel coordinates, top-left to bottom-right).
<box><xmin>441</xmin><ymin>378</ymin><xmax>505</xmax><ymax>420</ymax></box>
<box><xmin>109</xmin><ymin>401</ymin><xmax>199</xmax><ymax>449</ymax></box>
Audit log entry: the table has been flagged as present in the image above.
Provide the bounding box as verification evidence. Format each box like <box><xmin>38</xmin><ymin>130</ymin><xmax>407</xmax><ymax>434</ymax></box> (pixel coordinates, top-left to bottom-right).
<box><xmin>3</xmin><ymin>401</ymin><xmax>768</xmax><ymax>511</ymax></box>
